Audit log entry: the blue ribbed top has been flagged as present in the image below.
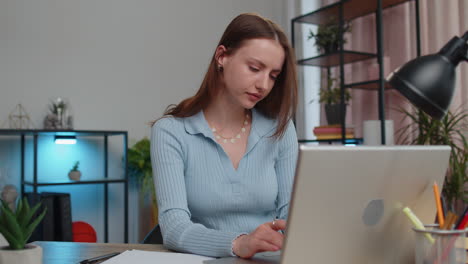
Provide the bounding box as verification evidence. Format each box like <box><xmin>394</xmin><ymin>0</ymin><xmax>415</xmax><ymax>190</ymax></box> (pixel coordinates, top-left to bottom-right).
<box><xmin>150</xmin><ymin>109</ymin><xmax>298</xmax><ymax>257</ymax></box>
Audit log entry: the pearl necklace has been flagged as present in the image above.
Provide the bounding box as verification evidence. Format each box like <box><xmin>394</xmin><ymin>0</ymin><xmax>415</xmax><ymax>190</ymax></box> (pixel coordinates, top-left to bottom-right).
<box><xmin>211</xmin><ymin>114</ymin><xmax>250</xmax><ymax>144</ymax></box>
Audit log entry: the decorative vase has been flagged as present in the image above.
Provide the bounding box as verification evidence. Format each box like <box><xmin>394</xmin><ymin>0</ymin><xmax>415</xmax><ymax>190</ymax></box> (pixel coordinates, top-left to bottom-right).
<box><xmin>68</xmin><ymin>170</ymin><xmax>81</xmax><ymax>181</ymax></box>
<box><xmin>0</xmin><ymin>235</ymin><xmax>6</xmax><ymax>247</ymax></box>
<box><xmin>57</xmin><ymin>108</ymin><xmax>64</xmax><ymax>129</ymax></box>
<box><xmin>0</xmin><ymin>244</ymin><xmax>42</xmax><ymax>264</ymax></box>
<box><xmin>325</xmin><ymin>104</ymin><xmax>346</xmax><ymax>125</ymax></box>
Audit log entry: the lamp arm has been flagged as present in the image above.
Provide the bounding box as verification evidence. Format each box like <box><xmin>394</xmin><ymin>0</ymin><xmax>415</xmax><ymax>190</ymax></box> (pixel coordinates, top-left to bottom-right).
<box><xmin>439</xmin><ymin>31</ymin><xmax>468</xmax><ymax>65</ymax></box>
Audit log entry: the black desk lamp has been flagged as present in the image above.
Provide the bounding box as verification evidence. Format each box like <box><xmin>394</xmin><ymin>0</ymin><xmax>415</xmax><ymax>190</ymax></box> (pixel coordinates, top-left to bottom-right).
<box><xmin>388</xmin><ymin>31</ymin><xmax>468</xmax><ymax>119</ymax></box>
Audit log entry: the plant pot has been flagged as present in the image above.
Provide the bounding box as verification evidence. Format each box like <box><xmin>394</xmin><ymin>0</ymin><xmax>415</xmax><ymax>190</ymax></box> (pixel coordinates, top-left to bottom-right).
<box><xmin>0</xmin><ymin>244</ymin><xmax>42</xmax><ymax>264</ymax></box>
<box><xmin>323</xmin><ymin>43</ymin><xmax>339</xmax><ymax>54</ymax></box>
<box><xmin>0</xmin><ymin>235</ymin><xmax>6</xmax><ymax>247</ymax></box>
<box><xmin>68</xmin><ymin>170</ymin><xmax>81</xmax><ymax>181</ymax></box>
<box><xmin>325</xmin><ymin>104</ymin><xmax>346</xmax><ymax>125</ymax></box>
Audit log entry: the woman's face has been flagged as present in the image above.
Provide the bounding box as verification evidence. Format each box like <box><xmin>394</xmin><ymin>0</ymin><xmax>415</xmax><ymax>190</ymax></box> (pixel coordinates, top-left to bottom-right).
<box><xmin>216</xmin><ymin>38</ymin><xmax>285</xmax><ymax>109</ymax></box>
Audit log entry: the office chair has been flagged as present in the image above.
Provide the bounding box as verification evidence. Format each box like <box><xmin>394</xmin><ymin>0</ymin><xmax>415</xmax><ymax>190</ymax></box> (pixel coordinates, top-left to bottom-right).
<box><xmin>142</xmin><ymin>224</ymin><xmax>164</xmax><ymax>244</ymax></box>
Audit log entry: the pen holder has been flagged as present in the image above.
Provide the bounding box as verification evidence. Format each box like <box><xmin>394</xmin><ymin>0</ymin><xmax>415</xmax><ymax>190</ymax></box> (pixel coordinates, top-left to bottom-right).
<box><xmin>413</xmin><ymin>225</ymin><xmax>468</xmax><ymax>264</ymax></box>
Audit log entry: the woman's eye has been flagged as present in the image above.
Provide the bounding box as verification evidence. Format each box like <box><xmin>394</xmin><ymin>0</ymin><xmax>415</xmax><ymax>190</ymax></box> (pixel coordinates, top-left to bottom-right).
<box><xmin>249</xmin><ymin>66</ymin><xmax>259</xmax><ymax>72</ymax></box>
<box><xmin>270</xmin><ymin>75</ymin><xmax>278</xmax><ymax>81</ymax></box>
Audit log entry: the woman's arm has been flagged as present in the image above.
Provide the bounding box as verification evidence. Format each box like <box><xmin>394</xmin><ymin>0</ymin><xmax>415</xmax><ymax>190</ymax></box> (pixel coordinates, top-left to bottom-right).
<box><xmin>232</xmin><ymin>123</ymin><xmax>297</xmax><ymax>258</ymax></box>
<box><xmin>151</xmin><ymin>118</ymin><xmax>244</xmax><ymax>257</ymax></box>
<box><xmin>275</xmin><ymin>121</ymin><xmax>299</xmax><ymax>219</ymax></box>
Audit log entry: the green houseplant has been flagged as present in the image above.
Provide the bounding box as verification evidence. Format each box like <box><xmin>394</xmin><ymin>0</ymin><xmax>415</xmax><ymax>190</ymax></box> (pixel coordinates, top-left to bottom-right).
<box><xmin>0</xmin><ymin>197</ymin><xmax>47</xmax><ymax>264</ymax></box>
<box><xmin>319</xmin><ymin>75</ymin><xmax>351</xmax><ymax>125</ymax></box>
<box><xmin>308</xmin><ymin>19</ymin><xmax>351</xmax><ymax>54</ymax></box>
<box><xmin>319</xmin><ymin>76</ymin><xmax>351</xmax><ymax>105</ymax></box>
<box><xmin>128</xmin><ymin>138</ymin><xmax>158</xmax><ymax>226</ymax></box>
<box><xmin>396</xmin><ymin>106</ymin><xmax>468</xmax><ymax>213</ymax></box>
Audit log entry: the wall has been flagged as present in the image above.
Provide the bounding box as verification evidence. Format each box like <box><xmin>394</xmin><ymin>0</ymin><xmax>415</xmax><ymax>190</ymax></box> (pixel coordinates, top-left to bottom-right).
<box><xmin>0</xmin><ymin>0</ymin><xmax>284</xmax><ymax>142</ymax></box>
<box><xmin>0</xmin><ymin>0</ymin><xmax>286</xmax><ymax>243</ymax></box>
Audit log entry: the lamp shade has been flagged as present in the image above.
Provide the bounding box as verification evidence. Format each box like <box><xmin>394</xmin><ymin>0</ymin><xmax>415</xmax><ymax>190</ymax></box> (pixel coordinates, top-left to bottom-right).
<box><xmin>388</xmin><ymin>31</ymin><xmax>467</xmax><ymax>120</ymax></box>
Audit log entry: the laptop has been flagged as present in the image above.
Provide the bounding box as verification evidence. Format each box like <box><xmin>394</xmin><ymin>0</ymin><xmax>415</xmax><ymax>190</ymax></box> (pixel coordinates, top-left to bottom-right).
<box><xmin>204</xmin><ymin>145</ymin><xmax>451</xmax><ymax>264</ymax></box>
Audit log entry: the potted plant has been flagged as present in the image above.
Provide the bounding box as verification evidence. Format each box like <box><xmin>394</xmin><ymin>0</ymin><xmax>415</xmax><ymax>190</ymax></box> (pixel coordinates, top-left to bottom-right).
<box><xmin>396</xmin><ymin>106</ymin><xmax>468</xmax><ymax>214</ymax></box>
<box><xmin>319</xmin><ymin>74</ymin><xmax>351</xmax><ymax>125</ymax></box>
<box><xmin>68</xmin><ymin>161</ymin><xmax>81</xmax><ymax>181</ymax></box>
<box><xmin>307</xmin><ymin>18</ymin><xmax>351</xmax><ymax>54</ymax></box>
<box><xmin>128</xmin><ymin>138</ymin><xmax>158</xmax><ymax>232</ymax></box>
<box><xmin>0</xmin><ymin>197</ymin><xmax>47</xmax><ymax>264</ymax></box>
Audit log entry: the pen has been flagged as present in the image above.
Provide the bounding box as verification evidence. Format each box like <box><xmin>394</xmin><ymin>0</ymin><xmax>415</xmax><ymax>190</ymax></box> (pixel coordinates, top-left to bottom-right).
<box><xmin>433</xmin><ymin>182</ymin><xmax>445</xmax><ymax>227</ymax></box>
<box><xmin>440</xmin><ymin>211</ymin><xmax>458</xmax><ymax>230</ymax></box>
<box><xmin>454</xmin><ymin>206</ymin><xmax>468</xmax><ymax>229</ymax></box>
<box><xmin>79</xmin><ymin>252</ymin><xmax>120</xmax><ymax>264</ymax></box>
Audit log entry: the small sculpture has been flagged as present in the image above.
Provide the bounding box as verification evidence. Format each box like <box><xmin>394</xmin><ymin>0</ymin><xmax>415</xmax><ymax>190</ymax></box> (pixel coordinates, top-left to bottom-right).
<box><xmin>1</xmin><ymin>104</ymin><xmax>35</xmax><ymax>129</ymax></box>
<box><xmin>44</xmin><ymin>97</ymin><xmax>73</xmax><ymax>130</ymax></box>
<box><xmin>1</xmin><ymin>185</ymin><xmax>18</xmax><ymax>211</ymax></box>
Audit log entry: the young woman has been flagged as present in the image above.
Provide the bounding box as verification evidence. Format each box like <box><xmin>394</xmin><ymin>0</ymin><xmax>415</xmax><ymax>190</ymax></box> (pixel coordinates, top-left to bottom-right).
<box><xmin>151</xmin><ymin>13</ymin><xmax>298</xmax><ymax>258</ymax></box>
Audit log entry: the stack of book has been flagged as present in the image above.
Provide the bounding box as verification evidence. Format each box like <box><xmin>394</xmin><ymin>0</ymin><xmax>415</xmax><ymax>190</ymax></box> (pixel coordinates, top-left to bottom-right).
<box><xmin>313</xmin><ymin>125</ymin><xmax>355</xmax><ymax>140</ymax></box>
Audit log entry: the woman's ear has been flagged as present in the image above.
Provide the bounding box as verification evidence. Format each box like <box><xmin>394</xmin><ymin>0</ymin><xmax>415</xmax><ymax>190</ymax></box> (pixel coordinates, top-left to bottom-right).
<box><xmin>214</xmin><ymin>45</ymin><xmax>228</xmax><ymax>68</ymax></box>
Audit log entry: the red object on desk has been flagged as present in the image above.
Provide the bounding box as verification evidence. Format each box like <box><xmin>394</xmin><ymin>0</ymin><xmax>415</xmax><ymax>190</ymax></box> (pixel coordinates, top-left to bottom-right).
<box><xmin>72</xmin><ymin>221</ymin><xmax>97</xmax><ymax>243</ymax></box>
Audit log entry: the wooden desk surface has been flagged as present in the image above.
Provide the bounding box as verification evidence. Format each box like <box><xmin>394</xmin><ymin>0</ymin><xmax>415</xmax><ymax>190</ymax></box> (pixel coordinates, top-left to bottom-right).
<box><xmin>31</xmin><ymin>241</ymin><xmax>468</xmax><ymax>264</ymax></box>
<box><xmin>33</xmin><ymin>241</ymin><xmax>170</xmax><ymax>264</ymax></box>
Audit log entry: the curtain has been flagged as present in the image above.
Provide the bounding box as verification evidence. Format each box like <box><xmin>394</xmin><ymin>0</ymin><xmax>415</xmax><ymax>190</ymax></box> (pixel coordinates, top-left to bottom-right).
<box><xmin>318</xmin><ymin>0</ymin><xmax>467</xmax><ymax>139</ymax></box>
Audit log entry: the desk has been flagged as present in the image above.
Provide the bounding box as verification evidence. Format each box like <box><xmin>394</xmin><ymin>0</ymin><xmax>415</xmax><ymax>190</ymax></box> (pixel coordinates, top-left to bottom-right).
<box><xmin>33</xmin><ymin>241</ymin><xmax>170</xmax><ymax>264</ymax></box>
<box><xmin>32</xmin><ymin>241</ymin><xmax>468</xmax><ymax>264</ymax></box>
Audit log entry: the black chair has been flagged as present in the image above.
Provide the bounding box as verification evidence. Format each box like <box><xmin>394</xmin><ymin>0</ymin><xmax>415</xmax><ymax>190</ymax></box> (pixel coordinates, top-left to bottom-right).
<box><xmin>142</xmin><ymin>224</ymin><xmax>164</xmax><ymax>244</ymax></box>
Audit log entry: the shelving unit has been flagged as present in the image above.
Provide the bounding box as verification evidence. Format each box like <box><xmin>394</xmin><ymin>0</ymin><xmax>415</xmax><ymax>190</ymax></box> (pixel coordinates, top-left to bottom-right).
<box><xmin>293</xmin><ymin>0</ymin><xmax>410</xmax><ymax>25</ymax></box>
<box><xmin>0</xmin><ymin>129</ymin><xmax>128</xmax><ymax>243</ymax></box>
<box><xmin>297</xmin><ymin>50</ymin><xmax>377</xmax><ymax>67</ymax></box>
<box><xmin>292</xmin><ymin>0</ymin><xmax>421</xmax><ymax>144</ymax></box>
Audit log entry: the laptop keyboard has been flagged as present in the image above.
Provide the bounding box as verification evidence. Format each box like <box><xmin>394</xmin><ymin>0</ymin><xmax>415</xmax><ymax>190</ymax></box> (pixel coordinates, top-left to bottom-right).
<box><xmin>256</xmin><ymin>251</ymin><xmax>281</xmax><ymax>258</ymax></box>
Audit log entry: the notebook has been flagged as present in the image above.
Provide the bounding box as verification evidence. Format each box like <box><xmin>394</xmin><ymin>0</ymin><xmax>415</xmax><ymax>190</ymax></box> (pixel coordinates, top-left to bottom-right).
<box><xmin>205</xmin><ymin>145</ymin><xmax>451</xmax><ymax>264</ymax></box>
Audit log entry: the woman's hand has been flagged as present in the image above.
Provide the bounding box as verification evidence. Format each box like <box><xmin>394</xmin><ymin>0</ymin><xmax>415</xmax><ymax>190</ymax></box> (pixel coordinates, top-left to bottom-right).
<box><xmin>232</xmin><ymin>219</ymin><xmax>286</xmax><ymax>259</ymax></box>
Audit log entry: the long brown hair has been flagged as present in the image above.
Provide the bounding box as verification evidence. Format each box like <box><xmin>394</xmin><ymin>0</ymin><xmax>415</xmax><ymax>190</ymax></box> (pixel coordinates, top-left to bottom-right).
<box><xmin>159</xmin><ymin>13</ymin><xmax>297</xmax><ymax>138</ymax></box>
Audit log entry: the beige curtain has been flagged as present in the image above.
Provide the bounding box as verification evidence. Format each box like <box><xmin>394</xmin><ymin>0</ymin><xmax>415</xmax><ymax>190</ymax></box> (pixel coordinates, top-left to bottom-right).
<box><xmin>318</xmin><ymin>0</ymin><xmax>467</xmax><ymax>138</ymax></box>
<box><xmin>420</xmin><ymin>0</ymin><xmax>467</xmax><ymax>110</ymax></box>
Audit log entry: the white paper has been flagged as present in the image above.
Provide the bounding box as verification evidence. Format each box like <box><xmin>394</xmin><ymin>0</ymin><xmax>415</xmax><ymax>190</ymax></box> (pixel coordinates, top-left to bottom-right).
<box><xmin>101</xmin><ymin>250</ymin><xmax>214</xmax><ymax>264</ymax></box>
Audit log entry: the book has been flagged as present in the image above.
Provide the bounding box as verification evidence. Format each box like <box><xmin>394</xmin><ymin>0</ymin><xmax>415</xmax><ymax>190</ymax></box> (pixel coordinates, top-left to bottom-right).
<box><xmin>42</xmin><ymin>192</ymin><xmax>73</xmax><ymax>241</ymax></box>
<box><xmin>41</xmin><ymin>193</ymin><xmax>57</xmax><ymax>241</ymax></box>
<box><xmin>56</xmin><ymin>193</ymin><xmax>73</xmax><ymax>241</ymax></box>
<box><xmin>316</xmin><ymin>133</ymin><xmax>354</xmax><ymax>140</ymax></box>
<box><xmin>24</xmin><ymin>192</ymin><xmax>42</xmax><ymax>242</ymax></box>
<box><xmin>25</xmin><ymin>192</ymin><xmax>56</xmax><ymax>242</ymax></box>
<box><xmin>313</xmin><ymin>125</ymin><xmax>354</xmax><ymax>135</ymax></box>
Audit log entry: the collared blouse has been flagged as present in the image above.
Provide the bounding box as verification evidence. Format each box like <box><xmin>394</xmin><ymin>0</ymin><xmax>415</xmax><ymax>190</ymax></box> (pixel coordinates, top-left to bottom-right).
<box><xmin>151</xmin><ymin>109</ymin><xmax>298</xmax><ymax>257</ymax></box>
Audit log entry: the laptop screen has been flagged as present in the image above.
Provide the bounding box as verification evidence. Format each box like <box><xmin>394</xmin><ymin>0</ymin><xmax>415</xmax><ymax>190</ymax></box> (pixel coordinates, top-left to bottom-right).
<box><xmin>282</xmin><ymin>145</ymin><xmax>450</xmax><ymax>264</ymax></box>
